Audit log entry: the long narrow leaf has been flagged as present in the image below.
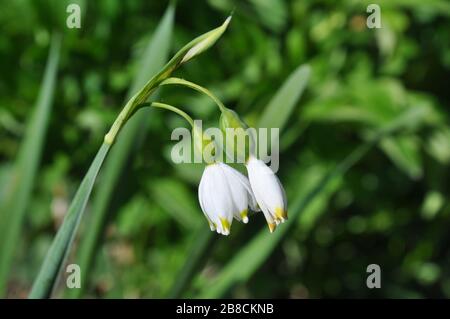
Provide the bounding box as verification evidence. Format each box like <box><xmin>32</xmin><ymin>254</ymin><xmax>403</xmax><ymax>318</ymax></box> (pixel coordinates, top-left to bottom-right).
<box><xmin>29</xmin><ymin>143</ymin><xmax>110</xmax><ymax>298</ymax></box>
<box><xmin>168</xmin><ymin>229</ymin><xmax>214</xmax><ymax>298</ymax></box>
<box><xmin>0</xmin><ymin>33</ymin><xmax>61</xmax><ymax>296</ymax></box>
<box><xmin>258</xmin><ymin>65</ymin><xmax>310</xmax><ymax>129</ymax></box>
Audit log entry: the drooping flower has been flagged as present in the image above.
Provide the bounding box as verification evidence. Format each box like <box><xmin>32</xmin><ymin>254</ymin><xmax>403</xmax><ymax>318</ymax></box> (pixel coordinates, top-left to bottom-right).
<box><xmin>217</xmin><ymin>106</ymin><xmax>288</xmax><ymax>233</ymax></box>
<box><xmin>198</xmin><ymin>162</ymin><xmax>257</xmax><ymax>235</ymax></box>
<box><xmin>246</xmin><ymin>155</ymin><xmax>287</xmax><ymax>233</ymax></box>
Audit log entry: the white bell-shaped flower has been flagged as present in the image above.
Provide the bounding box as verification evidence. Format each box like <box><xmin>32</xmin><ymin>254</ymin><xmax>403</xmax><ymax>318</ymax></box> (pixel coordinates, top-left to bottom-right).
<box><xmin>246</xmin><ymin>155</ymin><xmax>287</xmax><ymax>233</ymax></box>
<box><xmin>198</xmin><ymin>162</ymin><xmax>257</xmax><ymax>235</ymax></box>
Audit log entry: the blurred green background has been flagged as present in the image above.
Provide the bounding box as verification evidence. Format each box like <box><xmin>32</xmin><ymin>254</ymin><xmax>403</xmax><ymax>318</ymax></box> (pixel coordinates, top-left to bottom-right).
<box><xmin>1</xmin><ymin>0</ymin><xmax>450</xmax><ymax>298</ymax></box>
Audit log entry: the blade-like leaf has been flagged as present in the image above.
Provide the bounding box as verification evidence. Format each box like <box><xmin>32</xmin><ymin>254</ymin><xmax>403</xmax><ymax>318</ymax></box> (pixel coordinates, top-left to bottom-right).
<box><xmin>28</xmin><ymin>143</ymin><xmax>110</xmax><ymax>298</ymax></box>
<box><xmin>150</xmin><ymin>178</ymin><xmax>201</xmax><ymax>229</ymax></box>
<box><xmin>0</xmin><ymin>33</ymin><xmax>61</xmax><ymax>296</ymax></box>
<box><xmin>168</xmin><ymin>229</ymin><xmax>214</xmax><ymax>298</ymax></box>
<box><xmin>380</xmin><ymin>135</ymin><xmax>422</xmax><ymax>179</ymax></box>
<box><xmin>258</xmin><ymin>64</ymin><xmax>310</xmax><ymax>130</ymax></box>
<box><xmin>66</xmin><ymin>5</ymin><xmax>175</xmax><ymax>298</ymax></box>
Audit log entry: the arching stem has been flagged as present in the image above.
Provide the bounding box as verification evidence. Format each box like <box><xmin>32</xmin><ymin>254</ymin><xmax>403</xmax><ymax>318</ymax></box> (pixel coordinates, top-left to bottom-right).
<box><xmin>160</xmin><ymin>77</ymin><xmax>227</xmax><ymax>113</ymax></box>
<box><xmin>149</xmin><ymin>102</ymin><xmax>195</xmax><ymax>127</ymax></box>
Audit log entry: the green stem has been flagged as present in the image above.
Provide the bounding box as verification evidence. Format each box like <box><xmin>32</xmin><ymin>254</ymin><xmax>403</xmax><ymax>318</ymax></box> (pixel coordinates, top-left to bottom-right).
<box><xmin>150</xmin><ymin>102</ymin><xmax>195</xmax><ymax>127</ymax></box>
<box><xmin>104</xmin><ymin>77</ymin><xmax>226</xmax><ymax>145</ymax></box>
<box><xmin>103</xmin><ymin>95</ymin><xmax>146</xmax><ymax>145</ymax></box>
<box><xmin>160</xmin><ymin>77</ymin><xmax>227</xmax><ymax>113</ymax></box>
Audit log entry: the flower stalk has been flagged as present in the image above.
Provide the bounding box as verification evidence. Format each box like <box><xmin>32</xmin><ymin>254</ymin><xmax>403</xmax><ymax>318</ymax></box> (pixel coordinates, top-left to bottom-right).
<box><xmin>150</xmin><ymin>102</ymin><xmax>195</xmax><ymax>127</ymax></box>
<box><xmin>159</xmin><ymin>77</ymin><xmax>227</xmax><ymax>113</ymax></box>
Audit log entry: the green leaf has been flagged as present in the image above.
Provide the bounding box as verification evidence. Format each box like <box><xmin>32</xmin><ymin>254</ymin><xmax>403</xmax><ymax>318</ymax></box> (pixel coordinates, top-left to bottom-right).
<box><xmin>380</xmin><ymin>135</ymin><xmax>423</xmax><ymax>179</ymax></box>
<box><xmin>65</xmin><ymin>5</ymin><xmax>175</xmax><ymax>298</ymax></box>
<box><xmin>168</xmin><ymin>229</ymin><xmax>214</xmax><ymax>298</ymax></box>
<box><xmin>0</xmin><ymin>33</ymin><xmax>61</xmax><ymax>296</ymax></box>
<box><xmin>28</xmin><ymin>143</ymin><xmax>110</xmax><ymax>298</ymax></box>
<box><xmin>258</xmin><ymin>64</ymin><xmax>310</xmax><ymax>145</ymax></box>
<box><xmin>249</xmin><ymin>0</ymin><xmax>287</xmax><ymax>32</ymax></box>
<box><xmin>150</xmin><ymin>179</ymin><xmax>201</xmax><ymax>229</ymax></box>
<box><xmin>421</xmin><ymin>191</ymin><xmax>444</xmax><ymax>220</ymax></box>
<box><xmin>426</xmin><ymin>126</ymin><xmax>450</xmax><ymax>164</ymax></box>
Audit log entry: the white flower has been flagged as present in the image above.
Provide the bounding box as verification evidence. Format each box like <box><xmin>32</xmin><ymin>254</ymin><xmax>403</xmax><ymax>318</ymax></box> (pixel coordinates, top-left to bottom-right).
<box><xmin>198</xmin><ymin>162</ymin><xmax>257</xmax><ymax>235</ymax></box>
<box><xmin>246</xmin><ymin>155</ymin><xmax>287</xmax><ymax>233</ymax></box>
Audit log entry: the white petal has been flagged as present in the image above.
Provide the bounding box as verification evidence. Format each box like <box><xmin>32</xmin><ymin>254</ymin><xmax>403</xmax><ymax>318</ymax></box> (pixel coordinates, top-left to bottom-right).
<box><xmin>225</xmin><ymin>164</ymin><xmax>259</xmax><ymax>212</ymax></box>
<box><xmin>198</xmin><ymin>166</ymin><xmax>216</xmax><ymax>230</ymax></box>
<box><xmin>247</xmin><ymin>160</ymin><xmax>275</xmax><ymax>227</ymax></box>
<box><xmin>208</xmin><ymin>164</ymin><xmax>234</xmax><ymax>235</ymax></box>
<box><xmin>247</xmin><ymin>191</ymin><xmax>260</xmax><ymax>213</ymax></box>
<box><xmin>219</xmin><ymin>163</ymin><xmax>250</xmax><ymax>223</ymax></box>
<box><xmin>275</xmin><ymin>175</ymin><xmax>288</xmax><ymax>212</ymax></box>
<box><xmin>246</xmin><ymin>156</ymin><xmax>287</xmax><ymax>231</ymax></box>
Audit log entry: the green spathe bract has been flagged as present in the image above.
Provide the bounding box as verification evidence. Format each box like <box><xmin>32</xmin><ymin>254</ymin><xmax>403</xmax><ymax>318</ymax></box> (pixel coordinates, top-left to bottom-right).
<box><xmin>104</xmin><ymin>15</ymin><xmax>232</xmax><ymax>145</ymax></box>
